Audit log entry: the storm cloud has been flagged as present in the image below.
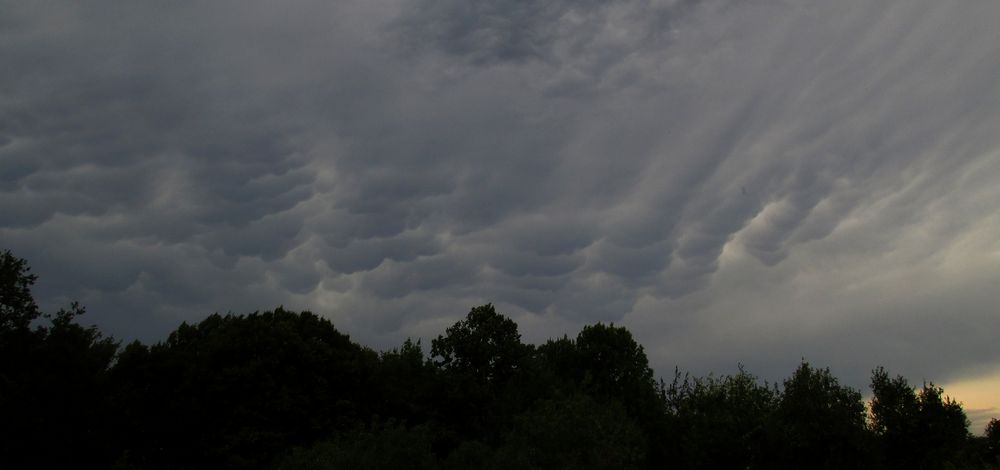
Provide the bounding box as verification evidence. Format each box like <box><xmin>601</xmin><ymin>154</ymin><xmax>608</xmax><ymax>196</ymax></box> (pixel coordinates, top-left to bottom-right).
<box><xmin>2</xmin><ymin>0</ymin><xmax>999</xmax><ymax>424</ymax></box>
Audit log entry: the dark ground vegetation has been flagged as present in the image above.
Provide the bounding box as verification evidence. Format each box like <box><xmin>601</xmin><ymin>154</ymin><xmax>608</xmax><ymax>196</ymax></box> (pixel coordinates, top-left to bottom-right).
<box><xmin>2</xmin><ymin>249</ymin><xmax>998</xmax><ymax>469</ymax></box>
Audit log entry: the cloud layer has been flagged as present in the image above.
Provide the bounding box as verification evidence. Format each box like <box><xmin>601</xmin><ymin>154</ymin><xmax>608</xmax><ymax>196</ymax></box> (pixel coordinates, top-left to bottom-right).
<box><xmin>3</xmin><ymin>0</ymin><xmax>999</xmax><ymax>412</ymax></box>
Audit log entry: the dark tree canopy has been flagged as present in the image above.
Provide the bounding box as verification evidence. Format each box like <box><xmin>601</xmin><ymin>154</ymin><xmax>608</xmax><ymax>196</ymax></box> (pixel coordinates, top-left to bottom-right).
<box><xmin>772</xmin><ymin>362</ymin><xmax>868</xmax><ymax>468</ymax></box>
<box><xmin>1</xmin><ymin>249</ymin><xmax>996</xmax><ymax>469</ymax></box>
<box><xmin>987</xmin><ymin>419</ymin><xmax>1000</xmax><ymax>461</ymax></box>
<box><xmin>870</xmin><ymin>367</ymin><xmax>970</xmax><ymax>469</ymax></box>
<box><xmin>431</xmin><ymin>303</ymin><xmax>530</xmax><ymax>386</ymax></box>
<box><xmin>492</xmin><ymin>394</ymin><xmax>647</xmax><ymax>470</ymax></box>
<box><xmin>575</xmin><ymin>323</ymin><xmax>655</xmax><ymax>399</ymax></box>
<box><xmin>0</xmin><ymin>249</ymin><xmax>41</xmax><ymax>331</ymax></box>
<box><xmin>0</xmin><ymin>252</ymin><xmax>119</xmax><ymax>469</ymax></box>
<box><xmin>664</xmin><ymin>367</ymin><xmax>777</xmax><ymax>469</ymax></box>
<box><xmin>111</xmin><ymin>308</ymin><xmax>380</xmax><ymax>469</ymax></box>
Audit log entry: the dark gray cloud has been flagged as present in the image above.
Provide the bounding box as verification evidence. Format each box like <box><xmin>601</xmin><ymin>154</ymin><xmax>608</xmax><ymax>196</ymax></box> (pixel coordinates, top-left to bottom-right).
<box><xmin>398</xmin><ymin>0</ymin><xmax>645</xmax><ymax>65</ymax></box>
<box><xmin>2</xmin><ymin>0</ymin><xmax>1000</xmax><ymax>428</ymax></box>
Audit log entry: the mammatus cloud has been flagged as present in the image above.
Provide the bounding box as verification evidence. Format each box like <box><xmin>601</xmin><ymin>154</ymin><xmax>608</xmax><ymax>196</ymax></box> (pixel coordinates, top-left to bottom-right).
<box><xmin>2</xmin><ymin>0</ymin><xmax>999</xmax><ymax>428</ymax></box>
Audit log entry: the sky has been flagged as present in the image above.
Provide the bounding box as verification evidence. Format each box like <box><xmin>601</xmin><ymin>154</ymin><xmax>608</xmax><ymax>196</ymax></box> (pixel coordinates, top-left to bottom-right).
<box><xmin>2</xmin><ymin>0</ymin><xmax>999</xmax><ymax>430</ymax></box>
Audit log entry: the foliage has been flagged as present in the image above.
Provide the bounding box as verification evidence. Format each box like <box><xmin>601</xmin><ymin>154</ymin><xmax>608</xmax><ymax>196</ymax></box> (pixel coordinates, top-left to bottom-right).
<box><xmin>870</xmin><ymin>367</ymin><xmax>970</xmax><ymax>469</ymax></box>
<box><xmin>491</xmin><ymin>394</ymin><xmax>646</xmax><ymax>470</ymax></box>
<box><xmin>770</xmin><ymin>362</ymin><xmax>869</xmax><ymax>468</ymax></box>
<box><xmin>663</xmin><ymin>367</ymin><xmax>778</xmax><ymax>468</ymax></box>
<box><xmin>428</xmin><ymin>303</ymin><xmax>537</xmax><ymax>443</ymax></box>
<box><xmin>0</xmin><ymin>249</ymin><xmax>41</xmax><ymax>331</ymax></box>
<box><xmin>989</xmin><ymin>418</ymin><xmax>1000</xmax><ymax>458</ymax></box>
<box><xmin>975</xmin><ymin>419</ymin><xmax>1000</xmax><ymax>468</ymax></box>
<box><xmin>1</xmin><ymin>249</ymin><xmax>996</xmax><ymax>469</ymax></box>
<box><xmin>0</xmin><ymin>251</ymin><xmax>119</xmax><ymax>468</ymax></box>
<box><xmin>575</xmin><ymin>323</ymin><xmax>655</xmax><ymax>401</ymax></box>
<box><xmin>431</xmin><ymin>303</ymin><xmax>530</xmax><ymax>387</ymax></box>
<box><xmin>274</xmin><ymin>423</ymin><xmax>438</xmax><ymax>470</ymax></box>
<box><xmin>375</xmin><ymin>338</ymin><xmax>436</xmax><ymax>424</ymax></box>
<box><xmin>111</xmin><ymin>308</ymin><xmax>380</xmax><ymax>469</ymax></box>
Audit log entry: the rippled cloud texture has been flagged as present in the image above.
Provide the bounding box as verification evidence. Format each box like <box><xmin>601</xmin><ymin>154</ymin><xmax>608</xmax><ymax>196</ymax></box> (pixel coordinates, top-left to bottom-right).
<box><xmin>2</xmin><ymin>0</ymin><xmax>999</xmax><ymax>407</ymax></box>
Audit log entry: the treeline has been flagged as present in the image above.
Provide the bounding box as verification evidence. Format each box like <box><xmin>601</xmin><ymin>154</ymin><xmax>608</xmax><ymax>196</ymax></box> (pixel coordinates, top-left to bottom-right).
<box><xmin>1</xmin><ymin>249</ymin><xmax>999</xmax><ymax>469</ymax></box>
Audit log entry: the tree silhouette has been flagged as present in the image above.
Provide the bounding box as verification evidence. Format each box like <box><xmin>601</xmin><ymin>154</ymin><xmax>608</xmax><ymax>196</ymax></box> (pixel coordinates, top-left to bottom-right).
<box><xmin>870</xmin><ymin>367</ymin><xmax>970</xmax><ymax>469</ymax></box>
<box><xmin>771</xmin><ymin>362</ymin><xmax>869</xmax><ymax>468</ymax></box>
<box><xmin>664</xmin><ymin>367</ymin><xmax>777</xmax><ymax>469</ymax></box>
<box><xmin>1</xmin><ymin>249</ymin><xmax>995</xmax><ymax>469</ymax></box>
<box><xmin>0</xmin><ymin>249</ymin><xmax>41</xmax><ymax>331</ymax></box>
<box><xmin>574</xmin><ymin>323</ymin><xmax>655</xmax><ymax>401</ymax></box>
<box><xmin>110</xmin><ymin>308</ymin><xmax>380</xmax><ymax>469</ymax></box>
<box><xmin>274</xmin><ymin>422</ymin><xmax>438</xmax><ymax>470</ymax></box>
<box><xmin>0</xmin><ymin>251</ymin><xmax>119</xmax><ymax>468</ymax></box>
<box><xmin>375</xmin><ymin>338</ymin><xmax>437</xmax><ymax>425</ymax></box>
<box><xmin>491</xmin><ymin>394</ymin><xmax>646</xmax><ymax>470</ymax></box>
<box><xmin>431</xmin><ymin>304</ymin><xmax>530</xmax><ymax>387</ymax></box>
<box><xmin>986</xmin><ymin>418</ymin><xmax>1000</xmax><ymax>463</ymax></box>
<box><xmin>429</xmin><ymin>304</ymin><xmax>535</xmax><ymax>448</ymax></box>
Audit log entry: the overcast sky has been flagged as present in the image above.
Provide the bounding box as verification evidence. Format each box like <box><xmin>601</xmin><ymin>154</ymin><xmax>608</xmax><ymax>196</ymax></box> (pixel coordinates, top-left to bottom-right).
<box><xmin>2</xmin><ymin>0</ymin><xmax>999</xmax><ymax>428</ymax></box>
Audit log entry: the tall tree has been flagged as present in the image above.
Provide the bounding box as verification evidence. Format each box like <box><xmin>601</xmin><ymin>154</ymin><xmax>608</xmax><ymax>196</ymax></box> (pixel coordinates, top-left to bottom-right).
<box><xmin>0</xmin><ymin>249</ymin><xmax>41</xmax><ymax>331</ymax></box>
<box><xmin>376</xmin><ymin>338</ymin><xmax>437</xmax><ymax>425</ymax></box>
<box><xmin>110</xmin><ymin>308</ymin><xmax>379</xmax><ymax>469</ymax></box>
<box><xmin>986</xmin><ymin>418</ymin><xmax>1000</xmax><ymax>463</ymax></box>
<box><xmin>429</xmin><ymin>304</ymin><xmax>534</xmax><ymax>445</ymax></box>
<box><xmin>770</xmin><ymin>362</ymin><xmax>869</xmax><ymax>469</ymax></box>
<box><xmin>664</xmin><ymin>368</ymin><xmax>777</xmax><ymax>469</ymax></box>
<box><xmin>0</xmin><ymin>250</ymin><xmax>119</xmax><ymax>468</ymax></box>
<box><xmin>870</xmin><ymin>367</ymin><xmax>969</xmax><ymax>469</ymax></box>
<box><xmin>431</xmin><ymin>304</ymin><xmax>530</xmax><ymax>387</ymax></box>
<box><xmin>574</xmin><ymin>323</ymin><xmax>655</xmax><ymax>402</ymax></box>
<box><xmin>573</xmin><ymin>323</ymin><xmax>668</xmax><ymax>466</ymax></box>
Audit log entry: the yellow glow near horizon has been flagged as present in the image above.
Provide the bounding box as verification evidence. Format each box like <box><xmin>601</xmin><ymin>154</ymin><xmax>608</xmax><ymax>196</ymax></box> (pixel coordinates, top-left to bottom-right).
<box><xmin>940</xmin><ymin>369</ymin><xmax>1000</xmax><ymax>435</ymax></box>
